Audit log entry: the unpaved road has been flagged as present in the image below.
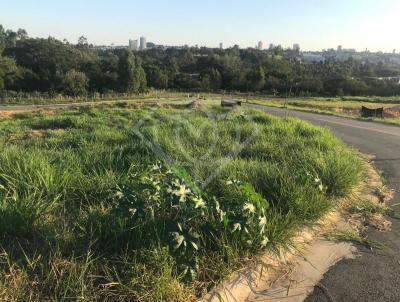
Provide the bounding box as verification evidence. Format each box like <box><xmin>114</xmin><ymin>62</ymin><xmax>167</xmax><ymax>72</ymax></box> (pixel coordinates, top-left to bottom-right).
<box><xmin>247</xmin><ymin>104</ymin><xmax>400</xmax><ymax>302</ymax></box>
<box><xmin>0</xmin><ymin>99</ymin><xmax>142</xmax><ymax>112</ymax></box>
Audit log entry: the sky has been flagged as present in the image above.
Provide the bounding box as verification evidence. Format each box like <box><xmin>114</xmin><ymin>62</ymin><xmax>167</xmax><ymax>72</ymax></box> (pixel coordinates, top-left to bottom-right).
<box><xmin>1</xmin><ymin>0</ymin><xmax>399</xmax><ymax>52</ymax></box>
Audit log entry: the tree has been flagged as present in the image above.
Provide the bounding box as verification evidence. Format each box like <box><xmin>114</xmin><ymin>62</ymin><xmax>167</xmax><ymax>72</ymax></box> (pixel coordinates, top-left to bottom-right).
<box><xmin>2</xmin><ymin>23</ymin><xmax>400</xmax><ymax>97</ymax></box>
<box><xmin>61</xmin><ymin>69</ymin><xmax>88</xmax><ymax>96</ymax></box>
<box><xmin>200</xmin><ymin>74</ymin><xmax>211</xmax><ymax>90</ymax></box>
<box><xmin>246</xmin><ymin>66</ymin><xmax>265</xmax><ymax>91</ymax></box>
<box><xmin>0</xmin><ymin>25</ymin><xmax>5</xmax><ymax>52</ymax></box>
<box><xmin>17</xmin><ymin>29</ymin><xmax>28</xmax><ymax>41</ymax></box>
<box><xmin>5</xmin><ymin>37</ymin><xmax>79</xmax><ymax>91</ymax></box>
<box><xmin>0</xmin><ymin>55</ymin><xmax>19</xmax><ymax>90</ymax></box>
<box><xmin>78</xmin><ymin>36</ymin><xmax>88</xmax><ymax>47</ymax></box>
<box><xmin>118</xmin><ymin>50</ymin><xmax>146</xmax><ymax>93</ymax></box>
<box><xmin>145</xmin><ymin>65</ymin><xmax>169</xmax><ymax>89</ymax></box>
<box><xmin>209</xmin><ymin>68</ymin><xmax>222</xmax><ymax>90</ymax></box>
<box><xmin>5</xmin><ymin>29</ymin><xmax>18</xmax><ymax>48</ymax></box>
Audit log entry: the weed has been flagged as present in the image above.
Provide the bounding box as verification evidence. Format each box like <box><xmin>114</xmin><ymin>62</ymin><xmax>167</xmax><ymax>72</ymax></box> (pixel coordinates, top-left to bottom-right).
<box><xmin>325</xmin><ymin>230</ymin><xmax>387</xmax><ymax>250</ymax></box>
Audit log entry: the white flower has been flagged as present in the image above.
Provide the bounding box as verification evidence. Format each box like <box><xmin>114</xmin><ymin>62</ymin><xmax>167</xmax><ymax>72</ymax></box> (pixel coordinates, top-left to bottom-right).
<box><xmin>259</xmin><ymin>215</ymin><xmax>267</xmax><ymax>233</ymax></box>
<box><xmin>215</xmin><ymin>200</ymin><xmax>226</xmax><ymax>221</ymax></box>
<box><xmin>128</xmin><ymin>208</ymin><xmax>137</xmax><ymax>215</ymax></box>
<box><xmin>232</xmin><ymin>223</ymin><xmax>242</xmax><ymax>233</ymax></box>
<box><xmin>219</xmin><ymin>210</ymin><xmax>226</xmax><ymax>222</ymax></box>
<box><xmin>152</xmin><ymin>163</ymin><xmax>161</xmax><ymax>171</ymax></box>
<box><xmin>319</xmin><ymin>183</ymin><xmax>325</xmax><ymax>192</ymax></box>
<box><xmin>243</xmin><ymin>203</ymin><xmax>256</xmax><ymax>214</ymax></box>
<box><xmin>246</xmin><ymin>240</ymin><xmax>253</xmax><ymax>246</ymax></box>
<box><xmin>259</xmin><ymin>215</ymin><xmax>267</xmax><ymax>227</ymax></box>
<box><xmin>226</xmin><ymin>179</ymin><xmax>241</xmax><ymax>185</ymax></box>
<box><xmin>172</xmin><ymin>183</ymin><xmax>191</xmax><ymax>202</ymax></box>
<box><xmin>215</xmin><ymin>200</ymin><xmax>221</xmax><ymax>212</ymax></box>
<box><xmin>114</xmin><ymin>191</ymin><xmax>124</xmax><ymax>199</ymax></box>
<box><xmin>261</xmin><ymin>237</ymin><xmax>269</xmax><ymax>247</ymax></box>
<box><xmin>193</xmin><ymin>197</ymin><xmax>206</xmax><ymax>209</ymax></box>
<box><xmin>171</xmin><ymin>232</ymin><xmax>185</xmax><ymax>250</ymax></box>
<box><xmin>315</xmin><ymin>177</ymin><xmax>321</xmax><ymax>183</ymax></box>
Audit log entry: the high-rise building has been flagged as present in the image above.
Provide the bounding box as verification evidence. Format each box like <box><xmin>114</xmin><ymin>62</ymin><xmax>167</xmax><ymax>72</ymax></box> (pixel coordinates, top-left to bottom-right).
<box><xmin>258</xmin><ymin>41</ymin><xmax>263</xmax><ymax>50</ymax></box>
<box><xmin>140</xmin><ymin>37</ymin><xmax>147</xmax><ymax>51</ymax></box>
<box><xmin>269</xmin><ymin>43</ymin><xmax>274</xmax><ymax>50</ymax></box>
<box><xmin>129</xmin><ymin>39</ymin><xmax>139</xmax><ymax>51</ymax></box>
<box><xmin>393</xmin><ymin>49</ymin><xmax>396</xmax><ymax>54</ymax></box>
<box><xmin>337</xmin><ymin>45</ymin><xmax>343</xmax><ymax>52</ymax></box>
<box><xmin>293</xmin><ymin>43</ymin><xmax>300</xmax><ymax>52</ymax></box>
<box><xmin>219</xmin><ymin>42</ymin><xmax>223</xmax><ymax>50</ymax></box>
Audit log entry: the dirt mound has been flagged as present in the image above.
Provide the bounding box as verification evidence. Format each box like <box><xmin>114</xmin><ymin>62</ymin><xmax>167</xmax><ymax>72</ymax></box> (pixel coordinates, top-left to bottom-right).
<box><xmin>384</xmin><ymin>106</ymin><xmax>400</xmax><ymax>118</ymax></box>
<box><xmin>187</xmin><ymin>100</ymin><xmax>202</xmax><ymax>109</ymax></box>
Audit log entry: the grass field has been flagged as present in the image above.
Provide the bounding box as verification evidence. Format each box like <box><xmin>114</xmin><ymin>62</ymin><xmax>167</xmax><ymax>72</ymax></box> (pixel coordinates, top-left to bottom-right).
<box><xmin>0</xmin><ymin>104</ymin><xmax>362</xmax><ymax>301</ymax></box>
<box><xmin>244</xmin><ymin>97</ymin><xmax>400</xmax><ymax>125</ymax></box>
<box><xmin>0</xmin><ymin>91</ymin><xmax>221</xmax><ymax>105</ymax></box>
<box><xmin>3</xmin><ymin>92</ymin><xmax>400</xmax><ymax>126</ymax></box>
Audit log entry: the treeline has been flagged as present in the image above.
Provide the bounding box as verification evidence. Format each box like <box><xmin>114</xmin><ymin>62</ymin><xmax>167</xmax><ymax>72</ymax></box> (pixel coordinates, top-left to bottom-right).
<box><xmin>1</xmin><ymin>25</ymin><xmax>400</xmax><ymax>98</ymax></box>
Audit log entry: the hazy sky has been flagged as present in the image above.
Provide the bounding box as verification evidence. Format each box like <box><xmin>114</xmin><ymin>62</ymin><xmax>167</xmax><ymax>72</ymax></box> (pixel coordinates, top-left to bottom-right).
<box><xmin>1</xmin><ymin>0</ymin><xmax>399</xmax><ymax>52</ymax></box>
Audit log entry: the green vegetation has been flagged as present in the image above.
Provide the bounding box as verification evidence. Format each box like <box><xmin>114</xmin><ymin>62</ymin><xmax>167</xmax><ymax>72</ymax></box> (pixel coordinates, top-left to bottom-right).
<box><xmin>0</xmin><ymin>105</ymin><xmax>362</xmax><ymax>301</ymax></box>
<box><xmin>325</xmin><ymin>230</ymin><xmax>387</xmax><ymax>250</ymax></box>
<box><xmin>246</xmin><ymin>97</ymin><xmax>400</xmax><ymax>125</ymax></box>
<box><xmin>1</xmin><ymin>24</ymin><xmax>400</xmax><ymax>102</ymax></box>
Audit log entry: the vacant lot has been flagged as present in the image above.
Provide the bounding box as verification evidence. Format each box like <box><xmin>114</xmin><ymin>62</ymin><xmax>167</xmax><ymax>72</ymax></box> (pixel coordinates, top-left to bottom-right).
<box><xmin>246</xmin><ymin>97</ymin><xmax>400</xmax><ymax>125</ymax></box>
<box><xmin>0</xmin><ymin>105</ymin><xmax>362</xmax><ymax>301</ymax></box>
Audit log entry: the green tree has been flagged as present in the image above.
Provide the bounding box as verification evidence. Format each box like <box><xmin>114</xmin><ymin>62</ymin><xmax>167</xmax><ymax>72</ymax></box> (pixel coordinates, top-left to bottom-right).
<box><xmin>247</xmin><ymin>66</ymin><xmax>266</xmax><ymax>91</ymax></box>
<box><xmin>0</xmin><ymin>55</ymin><xmax>19</xmax><ymax>90</ymax></box>
<box><xmin>0</xmin><ymin>25</ymin><xmax>5</xmax><ymax>53</ymax></box>
<box><xmin>77</xmin><ymin>36</ymin><xmax>88</xmax><ymax>47</ymax></box>
<box><xmin>61</xmin><ymin>69</ymin><xmax>89</xmax><ymax>96</ymax></box>
<box><xmin>210</xmin><ymin>68</ymin><xmax>222</xmax><ymax>90</ymax></box>
<box><xmin>145</xmin><ymin>65</ymin><xmax>168</xmax><ymax>89</ymax></box>
<box><xmin>16</xmin><ymin>29</ymin><xmax>28</xmax><ymax>41</ymax></box>
<box><xmin>5</xmin><ymin>29</ymin><xmax>18</xmax><ymax>48</ymax></box>
<box><xmin>118</xmin><ymin>50</ymin><xmax>147</xmax><ymax>93</ymax></box>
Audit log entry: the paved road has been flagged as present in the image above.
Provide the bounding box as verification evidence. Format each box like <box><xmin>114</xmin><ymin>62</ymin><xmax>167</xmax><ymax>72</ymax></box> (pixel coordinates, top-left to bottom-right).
<box><xmin>247</xmin><ymin>104</ymin><xmax>400</xmax><ymax>302</ymax></box>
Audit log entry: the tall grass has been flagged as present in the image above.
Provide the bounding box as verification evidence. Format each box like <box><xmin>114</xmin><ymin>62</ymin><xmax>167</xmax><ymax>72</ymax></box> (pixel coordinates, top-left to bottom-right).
<box><xmin>0</xmin><ymin>106</ymin><xmax>362</xmax><ymax>301</ymax></box>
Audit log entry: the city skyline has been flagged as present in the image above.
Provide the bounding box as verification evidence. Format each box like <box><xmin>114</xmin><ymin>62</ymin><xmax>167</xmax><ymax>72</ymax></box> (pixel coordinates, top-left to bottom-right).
<box><xmin>1</xmin><ymin>0</ymin><xmax>400</xmax><ymax>52</ymax></box>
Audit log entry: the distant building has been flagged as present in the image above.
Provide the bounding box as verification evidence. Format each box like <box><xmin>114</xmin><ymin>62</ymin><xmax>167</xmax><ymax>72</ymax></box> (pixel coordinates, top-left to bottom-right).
<box><xmin>393</xmin><ymin>49</ymin><xmax>396</xmax><ymax>54</ymax></box>
<box><xmin>302</xmin><ymin>53</ymin><xmax>325</xmax><ymax>62</ymax></box>
<box><xmin>258</xmin><ymin>41</ymin><xmax>263</xmax><ymax>50</ymax></box>
<box><xmin>219</xmin><ymin>42</ymin><xmax>223</xmax><ymax>49</ymax></box>
<box><xmin>293</xmin><ymin>43</ymin><xmax>300</xmax><ymax>52</ymax></box>
<box><xmin>140</xmin><ymin>37</ymin><xmax>147</xmax><ymax>51</ymax></box>
<box><xmin>337</xmin><ymin>45</ymin><xmax>343</xmax><ymax>52</ymax></box>
<box><xmin>269</xmin><ymin>43</ymin><xmax>275</xmax><ymax>50</ymax></box>
<box><xmin>129</xmin><ymin>39</ymin><xmax>139</xmax><ymax>51</ymax></box>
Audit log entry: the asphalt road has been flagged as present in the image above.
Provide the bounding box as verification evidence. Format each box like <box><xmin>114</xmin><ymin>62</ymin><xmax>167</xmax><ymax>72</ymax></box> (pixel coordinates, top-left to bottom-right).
<box><xmin>247</xmin><ymin>104</ymin><xmax>400</xmax><ymax>302</ymax></box>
